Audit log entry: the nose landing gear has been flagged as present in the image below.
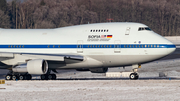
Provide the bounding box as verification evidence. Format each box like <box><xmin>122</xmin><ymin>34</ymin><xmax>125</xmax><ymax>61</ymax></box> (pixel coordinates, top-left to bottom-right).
<box><xmin>129</xmin><ymin>72</ymin><xmax>139</xmax><ymax>80</ymax></box>
<box><xmin>129</xmin><ymin>64</ymin><xmax>141</xmax><ymax>80</ymax></box>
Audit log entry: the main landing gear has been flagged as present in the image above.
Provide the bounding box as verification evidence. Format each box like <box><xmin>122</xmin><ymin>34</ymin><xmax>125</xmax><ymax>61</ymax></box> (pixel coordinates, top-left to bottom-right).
<box><xmin>40</xmin><ymin>70</ymin><xmax>57</xmax><ymax>80</ymax></box>
<box><xmin>5</xmin><ymin>71</ymin><xmax>32</xmax><ymax>80</ymax></box>
<box><xmin>40</xmin><ymin>74</ymin><xmax>56</xmax><ymax>80</ymax></box>
<box><xmin>129</xmin><ymin>64</ymin><xmax>141</xmax><ymax>80</ymax></box>
<box><xmin>5</xmin><ymin>70</ymin><xmax>57</xmax><ymax>80</ymax></box>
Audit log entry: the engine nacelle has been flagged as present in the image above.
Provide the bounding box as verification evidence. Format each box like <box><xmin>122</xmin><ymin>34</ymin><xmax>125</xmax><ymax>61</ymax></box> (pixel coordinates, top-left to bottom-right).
<box><xmin>12</xmin><ymin>59</ymin><xmax>48</xmax><ymax>75</ymax></box>
<box><xmin>27</xmin><ymin>59</ymin><xmax>48</xmax><ymax>74</ymax></box>
<box><xmin>89</xmin><ymin>68</ymin><xmax>108</xmax><ymax>73</ymax></box>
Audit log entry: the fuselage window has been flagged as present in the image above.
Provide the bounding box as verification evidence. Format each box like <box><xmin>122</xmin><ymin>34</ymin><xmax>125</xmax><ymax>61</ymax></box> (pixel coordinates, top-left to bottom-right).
<box><xmin>107</xmin><ymin>30</ymin><xmax>109</xmax><ymax>32</ymax></box>
<box><xmin>138</xmin><ymin>28</ymin><xmax>142</xmax><ymax>31</ymax></box>
<box><xmin>99</xmin><ymin>30</ymin><xmax>100</xmax><ymax>32</ymax></box>
<box><xmin>110</xmin><ymin>45</ymin><xmax>112</xmax><ymax>48</ymax></box>
<box><xmin>90</xmin><ymin>30</ymin><xmax>92</xmax><ymax>32</ymax></box>
<box><xmin>104</xmin><ymin>30</ymin><xmax>106</xmax><ymax>32</ymax></box>
<box><xmin>154</xmin><ymin>45</ymin><xmax>156</xmax><ymax>48</ymax></box>
<box><xmin>8</xmin><ymin>46</ymin><xmax>10</xmax><ymax>48</ymax></box>
<box><xmin>101</xmin><ymin>30</ymin><xmax>103</xmax><ymax>32</ymax></box>
<box><xmin>96</xmin><ymin>30</ymin><xmax>98</xmax><ymax>32</ymax></box>
<box><xmin>142</xmin><ymin>45</ymin><xmax>143</xmax><ymax>48</ymax></box>
<box><xmin>19</xmin><ymin>46</ymin><xmax>21</xmax><ymax>48</ymax></box>
<box><xmin>145</xmin><ymin>27</ymin><xmax>152</xmax><ymax>31</ymax></box>
<box><xmin>101</xmin><ymin>45</ymin><xmax>103</xmax><ymax>48</ymax></box>
<box><xmin>22</xmin><ymin>46</ymin><xmax>24</xmax><ymax>48</ymax></box>
<box><xmin>104</xmin><ymin>45</ymin><xmax>106</xmax><ymax>48</ymax></box>
<box><xmin>93</xmin><ymin>30</ymin><xmax>95</xmax><ymax>32</ymax></box>
<box><xmin>157</xmin><ymin>45</ymin><xmax>159</xmax><ymax>48</ymax></box>
<box><xmin>151</xmin><ymin>45</ymin><xmax>153</xmax><ymax>48</ymax></box>
<box><xmin>138</xmin><ymin>27</ymin><xmax>152</xmax><ymax>31</ymax></box>
<box><xmin>145</xmin><ymin>45</ymin><xmax>147</xmax><ymax>48</ymax></box>
<box><xmin>58</xmin><ymin>45</ymin><xmax>60</xmax><ymax>48</ymax></box>
<box><xmin>107</xmin><ymin>45</ymin><xmax>109</xmax><ymax>48</ymax></box>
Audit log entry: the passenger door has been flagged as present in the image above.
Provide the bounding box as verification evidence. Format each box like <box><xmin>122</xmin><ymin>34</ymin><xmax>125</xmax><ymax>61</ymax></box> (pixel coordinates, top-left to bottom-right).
<box><xmin>77</xmin><ymin>40</ymin><xmax>83</xmax><ymax>53</ymax></box>
<box><xmin>125</xmin><ymin>27</ymin><xmax>131</xmax><ymax>35</ymax></box>
<box><xmin>114</xmin><ymin>40</ymin><xmax>121</xmax><ymax>53</ymax></box>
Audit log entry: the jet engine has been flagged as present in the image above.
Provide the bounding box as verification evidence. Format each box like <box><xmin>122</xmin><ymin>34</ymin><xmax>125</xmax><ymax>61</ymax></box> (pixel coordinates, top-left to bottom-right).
<box><xmin>89</xmin><ymin>68</ymin><xmax>108</xmax><ymax>73</ymax></box>
<box><xmin>12</xmin><ymin>59</ymin><xmax>48</xmax><ymax>75</ymax></box>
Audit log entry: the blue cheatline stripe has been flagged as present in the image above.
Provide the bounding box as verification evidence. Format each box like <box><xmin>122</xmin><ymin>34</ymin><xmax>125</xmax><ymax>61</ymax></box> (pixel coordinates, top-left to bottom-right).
<box><xmin>0</xmin><ymin>44</ymin><xmax>175</xmax><ymax>49</ymax></box>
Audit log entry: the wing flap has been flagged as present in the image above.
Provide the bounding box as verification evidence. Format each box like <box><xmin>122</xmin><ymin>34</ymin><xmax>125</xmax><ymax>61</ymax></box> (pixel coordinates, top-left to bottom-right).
<box><xmin>21</xmin><ymin>54</ymin><xmax>64</xmax><ymax>61</ymax></box>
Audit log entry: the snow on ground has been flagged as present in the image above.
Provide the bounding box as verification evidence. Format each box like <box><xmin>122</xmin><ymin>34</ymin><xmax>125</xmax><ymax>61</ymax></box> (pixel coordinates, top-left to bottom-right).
<box><xmin>0</xmin><ymin>80</ymin><xmax>180</xmax><ymax>101</ymax></box>
<box><xmin>0</xmin><ymin>59</ymin><xmax>180</xmax><ymax>101</ymax></box>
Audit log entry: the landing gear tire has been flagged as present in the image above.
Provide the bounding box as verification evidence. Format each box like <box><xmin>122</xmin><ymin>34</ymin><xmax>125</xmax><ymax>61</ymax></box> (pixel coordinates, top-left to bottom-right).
<box><xmin>52</xmin><ymin>74</ymin><xmax>56</xmax><ymax>80</ymax></box>
<box><xmin>5</xmin><ymin>74</ymin><xmax>12</xmax><ymax>80</ymax></box>
<box><xmin>41</xmin><ymin>74</ymin><xmax>48</xmax><ymax>80</ymax></box>
<box><xmin>26</xmin><ymin>74</ymin><xmax>32</xmax><ymax>80</ymax></box>
<box><xmin>130</xmin><ymin>73</ymin><xmax>139</xmax><ymax>80</ymax></box>
<box><xmin>19</xmin><ymin>75</ymin><xmax>25</xmax><ymax>80</ymax></box>
<box><xmin>48</xmin><ymin>74</ymin><xmax>53</xmax><ymax>80</ymax></box>
<box><xmin>12</xmin><ymin>75</ymin><xmax>19</xmax><ymax>80</ymax></box>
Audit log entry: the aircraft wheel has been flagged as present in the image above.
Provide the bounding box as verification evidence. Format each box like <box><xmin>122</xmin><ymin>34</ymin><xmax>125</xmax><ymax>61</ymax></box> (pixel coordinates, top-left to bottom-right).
<box><xmin>19</xmin><ymin>75</ymin><xmax>26</xmax><ymax>80</ymax></box>
<box><xmin>26</xmin><ymin>74</ymin><xmax>32</xmax><ymax>80</ymax></box>
<box><xmin>130</xmin><ymin>73</ymin><xmax>138</xmax><ymax>80</ymax></box>
<box><xmin>41</xmin><ymin>74</ymin><xmax>48</xmax><ymax>80</ymax></box>
<box><xmin>52</xmin><ymin>74</ymin><xmax>56</xmax><ymax>80</ymax></box>
<box><xmin>5</xmin><ymin>74</ymin><xmax>12</xmax><ymax>80</ymax></box>
<box><xmin>135</xmin><ymin>73</ymin><xmax>139</xmax><ymax>79</ymax></box>
<box><xmin>12</xmin><ymin>75</ymin><xmax>19</xmax><ymax>81</ymax></box>
<box><xmin>48</xmin><ymin>74</ymin><xmax>53</xmax><ymax>80</ymax></box>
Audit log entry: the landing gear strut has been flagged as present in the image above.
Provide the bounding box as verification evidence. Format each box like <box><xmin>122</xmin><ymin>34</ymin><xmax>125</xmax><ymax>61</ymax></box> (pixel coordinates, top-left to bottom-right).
<box><xmin>129</xmin><ymin>64</ymin><xmax>141</xmax><ymax>80</ymax></box>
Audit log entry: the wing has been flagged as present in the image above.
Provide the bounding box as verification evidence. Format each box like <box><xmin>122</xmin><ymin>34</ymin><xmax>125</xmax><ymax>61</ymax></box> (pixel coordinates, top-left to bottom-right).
<box><xmin>0</xmin><ymin>52</ymin><xmax>84</xmax><ymax>69</ymax></box>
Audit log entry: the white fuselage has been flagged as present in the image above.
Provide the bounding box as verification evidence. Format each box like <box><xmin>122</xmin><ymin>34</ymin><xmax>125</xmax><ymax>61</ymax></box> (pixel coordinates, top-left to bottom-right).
<box><xmin>0</xmin><ymin>23</ymin><xmax>176</xmax><ymax>69</ymax></box>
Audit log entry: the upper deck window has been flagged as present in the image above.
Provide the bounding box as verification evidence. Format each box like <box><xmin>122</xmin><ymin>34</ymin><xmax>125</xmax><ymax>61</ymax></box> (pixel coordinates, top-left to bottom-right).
<box><xmin>138</xmin><ymin>27</ymin><xmax>152</xmax><ymax>31</ymax></box>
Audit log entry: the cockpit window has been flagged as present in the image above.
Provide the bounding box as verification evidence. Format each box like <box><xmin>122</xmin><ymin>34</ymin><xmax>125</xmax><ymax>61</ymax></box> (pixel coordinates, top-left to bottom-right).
<box><xmin>138</xmin><ymin>27</ymin><xmax>152</xmax><ymax>31</ymax></box>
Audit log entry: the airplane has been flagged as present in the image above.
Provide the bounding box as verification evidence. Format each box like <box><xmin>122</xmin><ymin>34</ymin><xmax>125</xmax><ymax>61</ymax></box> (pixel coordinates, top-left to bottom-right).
<box><xmin>0</xmin><ymin>22</ymin><xmax>176</xmax><ymax>80</ymax></box>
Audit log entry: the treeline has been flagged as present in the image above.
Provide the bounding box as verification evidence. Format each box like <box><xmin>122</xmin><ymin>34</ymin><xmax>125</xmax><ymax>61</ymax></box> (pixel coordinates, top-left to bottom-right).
<box><xmin>0</xmin><ymin>0</ymin><xmax>180</xmax><ymax>36</ymax></box>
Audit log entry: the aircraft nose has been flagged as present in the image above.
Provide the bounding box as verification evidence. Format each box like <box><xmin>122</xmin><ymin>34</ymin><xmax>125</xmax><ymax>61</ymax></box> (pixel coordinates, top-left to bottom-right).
<box><xmin>167</xmin><ymin>43</ymin><xmax>176</xmax><ymax>55</ymax></box>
